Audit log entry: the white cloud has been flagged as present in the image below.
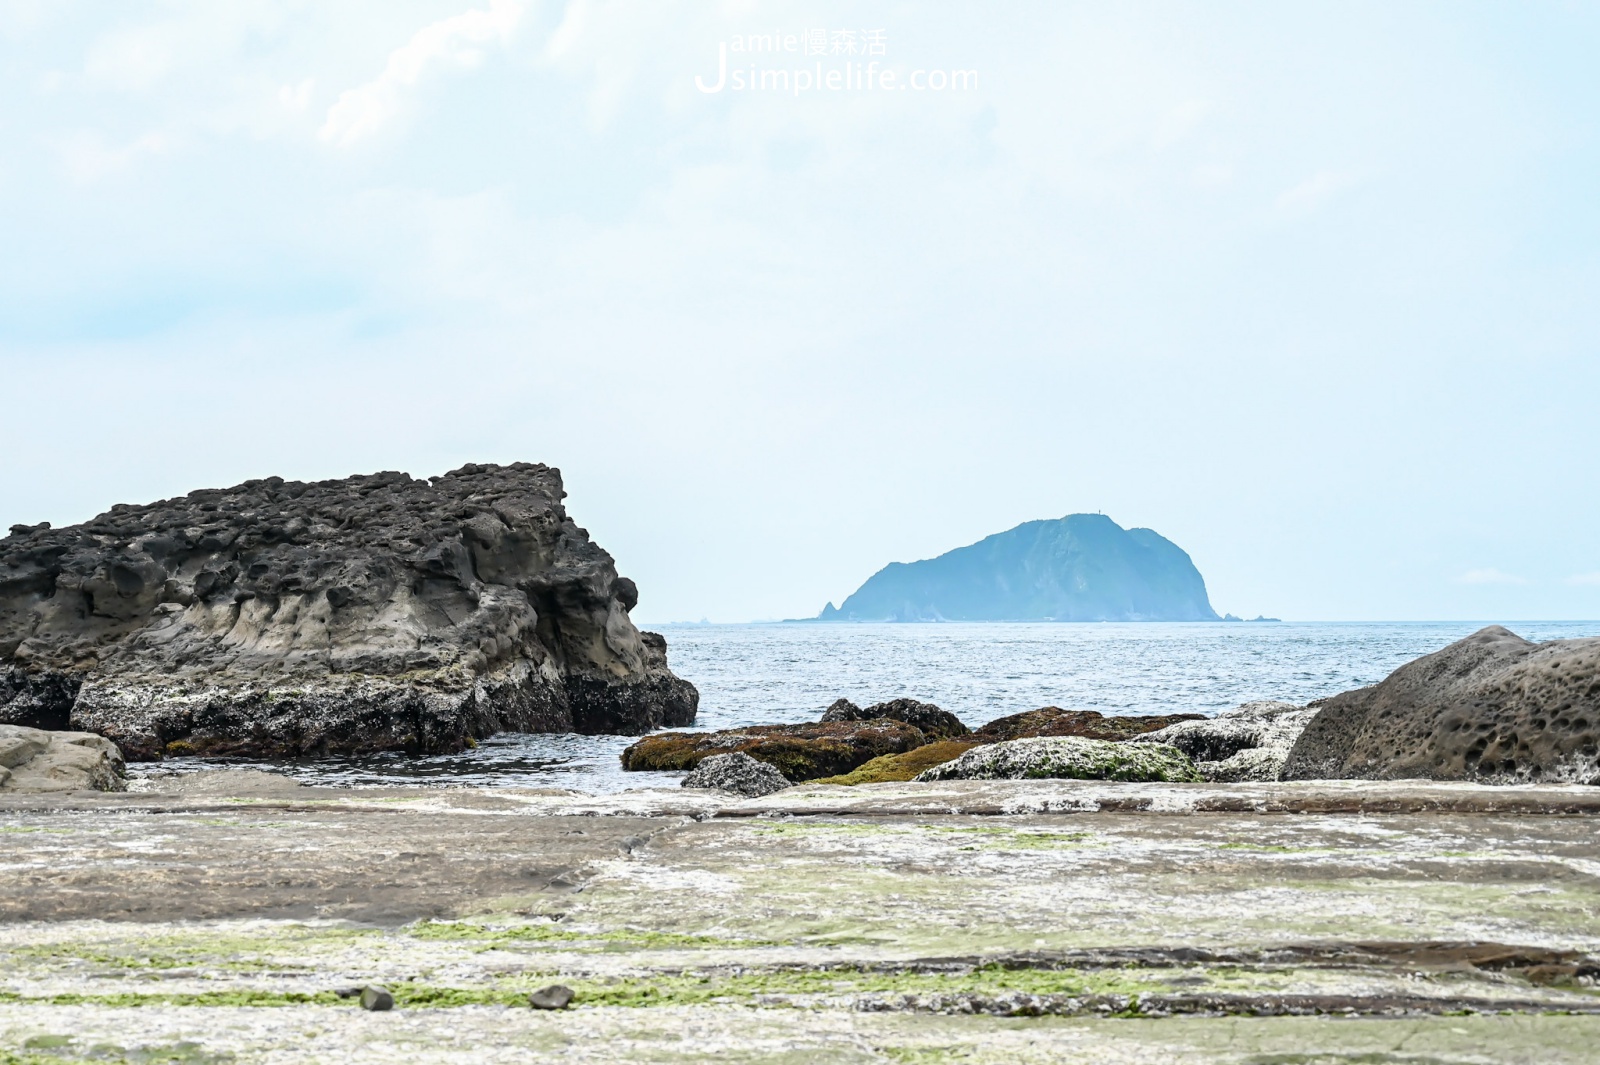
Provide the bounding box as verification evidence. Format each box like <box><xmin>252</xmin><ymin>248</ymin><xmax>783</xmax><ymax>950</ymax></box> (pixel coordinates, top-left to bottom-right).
<box><xmin>84</xmin><ymin>25</ymin><xmax>176</xmax><ymax>91</ymax></box>
<box><xmin>319</xmin><ymin>0</ymin><xmax>522</xmax><ymax>147</ymax></box>
<box><xmin>1274</xmin><ymin>169</ymin><xmax>1361</xmax><ymax>215</ymax></box>
<box><xmin>1454</xmin><ymin>568</ymin><xmax>1528</xmax><ymax>586</ymax></box>
<box><xmin>1151</xmin><ymin>98</ymin><xmax>1213</xmax><ymax>149</ymax></box>
<box><xmin>1567</xmin><ymin>572</ymin><xmax>1600</xmax><ymax>586</ymax></box>
<box><xmin>278</xmin><ymin>78</ymin><xmax>314</xmax><ymax>113</ymax></box>
<box><xmin>58</xmin><ymin>130</ymin><xmax>171</xmax><ymax>183</ymax></box>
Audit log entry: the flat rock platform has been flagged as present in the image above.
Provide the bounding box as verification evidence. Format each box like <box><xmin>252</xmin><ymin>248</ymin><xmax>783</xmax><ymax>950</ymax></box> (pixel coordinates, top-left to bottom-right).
<box><xmin>2</xmin><ymin>774</ymin><xmax>1598</xmax><ymax>1063</ymax></box>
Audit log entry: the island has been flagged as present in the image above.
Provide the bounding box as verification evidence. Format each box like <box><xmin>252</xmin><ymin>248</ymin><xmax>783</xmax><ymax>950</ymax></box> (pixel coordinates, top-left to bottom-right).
<box><xmin>816</xmin><ymin>513</ymin><xmax>1222</xmax><ymax>622</ymax></box>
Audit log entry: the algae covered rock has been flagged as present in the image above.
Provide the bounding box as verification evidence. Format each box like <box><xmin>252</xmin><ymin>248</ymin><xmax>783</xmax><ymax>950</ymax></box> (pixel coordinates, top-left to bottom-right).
<box><xmin>1132</xmin><ymin>701</ymin><xmax>1316</xmax><ymax>782</ymax></box>
<box><xmin>0</xmin><ymin>463</ymin><xmax>697</xmax><ymax>760</ymax></box>
<box><xmin>812</xmin><ymin>739</ymin><xmax>981</xmax><ymax>785</ymax></box>
<box><xmin>914</xmin><ymin>736</ymin><xmax>1201</xmax><ymax>783</ymax></box>
<box><xmin>681</xmin><ymin>752</ymin><xmax>792</xmax><ymax>796</ymax></box>
<box><xmin>622</xmin><ymin>720</ymin><xmax>929</xmax><ymax>781</ymax></box>
<box><xmin>819</xmin><ymin>697</ymin><xmax>970</xmax><ymax>740</ymax></box>
<box><xmin>0</xmin><ymin>724</ymin><xmax>126</xmax><ymax>793</ymax></box>
<box><xmin>1282</xmin><ymin>626</ymin><xmax>1600</xmax><ymax>784</ymax></box>
<box><xmin>972</xmin><ymin>707</ymin><xmax>1203</xmax><ymax>743</ymax></box>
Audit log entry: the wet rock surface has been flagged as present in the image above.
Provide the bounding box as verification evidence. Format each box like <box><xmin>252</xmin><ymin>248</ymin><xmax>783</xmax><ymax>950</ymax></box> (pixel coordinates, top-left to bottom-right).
<box><xmin>681</xmin><ymin>752</ymin><xmax>792</xmax><ymax>797</ymax></box>
<box><xmin>819</xmin><ymin>697</ymin><xmax>971</xmax><ymax>739</ymax></box>
<box><xmin>1284</xmin><ymin>625</ymin><xmax>1600</xmax><ymax>783</ymax></box>
<box><xmin>620</xmin><ymin>719</ymin><xmax>930</xmax><ymax>781</ymax></box>
<box><xmin>1</xmin><ymin>774</ymin><xmax>1598</xmax><ymax>1063</ymax></box>
<box><xmin>915</xmin><ymin>736</ymin><xmax>1201</xmax><ymax>782</ymax></box>
<box><xmin>1131</xmin><ymin>701</ymin><xmax>1316</xmax><ymax>782</ymax></box>
<box><xmin>0</xmin><ymin>463</ymin><xmax>697</xmax><ymax>760</ymax></box>
<box><xmin>0</xmin><ymin>723</ymin><xmax>125</xmax><ymax>793</ymax></box>
<box><xmin>971</xmin><ymin>707</ymin><xmax>1203</xmax><ymax>743</ymax></box>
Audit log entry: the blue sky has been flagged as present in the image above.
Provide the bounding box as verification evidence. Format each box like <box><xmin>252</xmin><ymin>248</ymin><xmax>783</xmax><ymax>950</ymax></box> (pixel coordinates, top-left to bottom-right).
<box><xmin>1</xmin><ymin>1</ymin><xmax>1597</xmax><ymax>622</ymax></box>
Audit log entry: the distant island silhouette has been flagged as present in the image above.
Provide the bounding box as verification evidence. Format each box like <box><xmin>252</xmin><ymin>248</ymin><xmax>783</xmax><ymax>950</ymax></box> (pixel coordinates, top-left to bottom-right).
<box><xmin>812</xmin><ymin>513</ymin><xmax>1230</xmax><ymax>622</ymax></box>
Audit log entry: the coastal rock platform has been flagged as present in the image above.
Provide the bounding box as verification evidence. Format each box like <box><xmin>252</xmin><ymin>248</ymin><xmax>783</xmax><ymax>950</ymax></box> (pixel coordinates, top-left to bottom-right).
<box><xmin>3</xmin><ymin>774</ymin><xmax>1598</xmax><ymax>1063</ymax></box>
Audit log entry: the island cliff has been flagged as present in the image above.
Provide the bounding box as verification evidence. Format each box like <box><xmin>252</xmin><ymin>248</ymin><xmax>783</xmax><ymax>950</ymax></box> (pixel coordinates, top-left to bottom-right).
<box><xmin>819</xmin><ymin>513</ymin><xmax>1220</xmax><ymax>622</ymax></box>
<box><xmin>0</xmin><ymin>463</ymin><xmax>697</xmax><ymax>760</ymax></box>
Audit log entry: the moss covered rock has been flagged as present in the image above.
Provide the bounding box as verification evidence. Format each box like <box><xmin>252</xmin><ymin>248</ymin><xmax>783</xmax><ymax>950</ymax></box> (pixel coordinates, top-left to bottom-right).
<box><xmin>812</xmin><ymin>740</ymin><xmax>982</xmax><ymax>785</ymax></box>
<box><xmin>972</xmin><ymin>707</ymin><xmax>1203</xmax><ymax>743</ymax></box>
<box><xmin>913</xmin><ymin>736</ymin><xmax>1202</xmax><ymax>783</ymax></box>
<box><xmin>621</xmin><ymin>720</ymin><xmax>929</xmax><ymax>781</ymax></box>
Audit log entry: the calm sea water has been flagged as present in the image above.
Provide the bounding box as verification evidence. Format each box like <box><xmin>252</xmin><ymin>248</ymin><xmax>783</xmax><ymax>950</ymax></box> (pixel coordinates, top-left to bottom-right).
<box><xmin>130</xmin><ymin>621</ymin><xmax>1598</xmax><ymax>793</ymax></box>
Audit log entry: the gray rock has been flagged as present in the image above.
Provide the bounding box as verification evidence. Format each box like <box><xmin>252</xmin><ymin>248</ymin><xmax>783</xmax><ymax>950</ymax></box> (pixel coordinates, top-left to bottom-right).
<box><xmin>820</xmin><ymin>697</ymin><xmax>970</xmax><ymax>740</ymax></box>
<box><xmin>1130</xmin><ymin>701</ymin><xmax>1316</xmax><ymax>782</ymax></box>
<box><xmin>529</xmin><ymin>984</ymin><xmax>575</xmax><ymax>1010</ymax></box>
<box><xmin>914</xmin><ymin>736</ymin><xmax>1201</xmax><ymax>783</ymax></box>
<box><xmin>0</xmin><ymin>463</ymin><xmax>697</xmax><ymax>761</ymax></box>
<box><xmin>680</xmin><ymin>752</ymin><xmax>792</xmax><ymax>797</ymax></box>
<box><xmin>0</xmin><ymin>724</ymin><xmax>125</xmax><ymax>793</ymax></box>
<box><xmin>1282</xmin><ymin>626</ymin><xmax>1600</xmax><ymax>784</ymax></box>
<box><xmin>359</xmin><ymin>985</ymin><xmax>394</xmax><ymax>1011</ymax></box>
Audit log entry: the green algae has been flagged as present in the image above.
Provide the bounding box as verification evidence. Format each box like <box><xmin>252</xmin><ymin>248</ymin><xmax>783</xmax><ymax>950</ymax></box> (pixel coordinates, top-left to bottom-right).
<box><xmin>0</xmin><ymin>990</ymin><xmax>343</xmax><ymax>1008</ymax></box>
<box><xmin>402</xmin><ymin>919</ymin><xmax>774</xmax><ymax>950</ymax></box>
<box><xmin>7</xmin><ymin>1039</ymin><xmax>233</xmax><ymax>1064</ymax></box>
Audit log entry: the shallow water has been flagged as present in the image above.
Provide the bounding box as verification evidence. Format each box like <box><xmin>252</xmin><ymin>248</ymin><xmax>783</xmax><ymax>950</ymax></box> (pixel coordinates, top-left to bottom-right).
<box><xmin>130</xmin><ymin>620</ymin><xmax>1598</xmax><ymax>793</ymax></box>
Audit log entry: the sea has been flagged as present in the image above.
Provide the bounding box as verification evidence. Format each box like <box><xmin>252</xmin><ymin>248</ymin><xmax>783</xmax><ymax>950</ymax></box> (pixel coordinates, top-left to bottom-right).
<box><xmin>128</xmin><ymin>621</ymin><xmax>1599</xmax><ymax>793</ymax></box>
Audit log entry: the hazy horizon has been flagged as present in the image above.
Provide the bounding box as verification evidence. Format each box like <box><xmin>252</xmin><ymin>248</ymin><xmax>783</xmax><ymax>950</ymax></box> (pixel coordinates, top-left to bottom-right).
<box><xmin>3</xmin><ymin>2</ymin><xmax>1597</xmax><ymax>623</ymax></box>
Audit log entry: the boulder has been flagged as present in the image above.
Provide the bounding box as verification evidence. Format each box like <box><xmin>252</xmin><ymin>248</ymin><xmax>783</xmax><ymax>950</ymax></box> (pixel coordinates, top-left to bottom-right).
<box><xmin>812</xmin><ymin>740</ymin><xmax>981</xmax><ymax>785</ymax></box>
<box><xmin>529</xmin><ymin>985</ymin><xmax>575</xmax><ymax>1010</ymax></box>
<box><xmin>681</xmin><ymin>752</ymin><xmax>792</xmax><ymax>797</ymax></box>
<box><xmin>1282</xmin><ymin>626</ymin><xmax>1600</xmax><ymax>784</ymax></box>
<box><xmin>819</xmin><ymin>697</ymin><xmax>970</xmax><ymax>739</ymax></box>
<box><xmin>359</xmin><ymin>985</ymin><xmax>394</xmax><ymax>1011</ymax></box>
<box><xmin>971</xmin><ymin>707</ymin><xmax>1203</xmax><ymax>743</ymax></box>
<box><xmin>1130</xmin><ymin>701</ymin><xmax>1316</xmax><ymax>782</ymax></box>
<box><xmin>0</xmin><ymin>724</ymin><xmax>126</xmax><ymax>793</ymax></box>
<box><xmin>622</xmin><ymin>720</ymin><xmax>929</xmax><ymax>781</ymax></box>
<box><xmin>914</xmin><ymin>736</ymin><xmax>1201</xmax><ymax>783</ymax></box>
<box><xmin>0</xmin><ymin>463</ymin><xmax>697</xmax><ymax>760</ymax></box>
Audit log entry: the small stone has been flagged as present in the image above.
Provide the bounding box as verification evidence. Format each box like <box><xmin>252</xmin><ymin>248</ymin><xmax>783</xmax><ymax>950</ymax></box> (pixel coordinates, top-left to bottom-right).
<box><xmin>359</xmin><ymin>985</ymin><xmax>394</xmax><ymax>1011</ymax></box>
<box><xmin>529</xmin><ymin>984</ymin><xmax>574</xmax><ymax>1010</ymax></box>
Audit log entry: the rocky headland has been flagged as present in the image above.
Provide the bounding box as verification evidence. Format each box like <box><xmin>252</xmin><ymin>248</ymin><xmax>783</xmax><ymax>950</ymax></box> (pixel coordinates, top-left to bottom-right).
<box><xmin>0</xmin><ymin>463</ymin><xmax>697</xmax><ymax>762</ymax></box>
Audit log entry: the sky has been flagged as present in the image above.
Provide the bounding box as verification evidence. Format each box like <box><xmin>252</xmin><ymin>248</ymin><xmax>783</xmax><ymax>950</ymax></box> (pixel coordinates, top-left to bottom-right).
<box><xmin>1</xmin><ymin>0</ymin><xmax>1598</xmax><ymax>623</ymax></box>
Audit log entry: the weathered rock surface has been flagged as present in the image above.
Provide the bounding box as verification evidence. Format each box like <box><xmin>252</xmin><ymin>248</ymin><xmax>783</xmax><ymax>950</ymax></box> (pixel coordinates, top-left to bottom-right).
<box><xmin>0</xmin><ymin>723</ymin><xmax>125</xmax><ymax>792</ymax></box>
<box><xmin>622</xmin><ymin>720</ymin><xmax>930</xmax><ymax>781</ymax></box>
<box><xmin>971</xmin><ymin>707</ymin><xmax>1203</xmax><ymax>743</ymax></box>
<box><xmin>0</xmin><ymin>463</ymin><xmax>697</xmax><ymax>760</ymax></box>
<box><xmin>914</xmin><ymin>736</ymin><xmax>1201</xmax><ymax>783</ymax></box>
<box><xmin>681</xmin><ymin>752</ymin><xmax>792</xmax><ymax>797</ymax></box>
<box><xmin>813</xmin><ymin>740</ymin><xmax>981</xmax><ymax>785</ymax></box>
<box><xmin>1283</xmin><ymin>626</ymin><xmax>1600</xmax><ymax>784</ymax></box>
<box><xmin>1131</xmin><ymin>701</ymin><xmax>1316</xmax><ymax>782</ymax></box>
<box><xmin>820</xmin><ymin>697</ymin><xmax>970</xmax><ymax>740</ymax></box>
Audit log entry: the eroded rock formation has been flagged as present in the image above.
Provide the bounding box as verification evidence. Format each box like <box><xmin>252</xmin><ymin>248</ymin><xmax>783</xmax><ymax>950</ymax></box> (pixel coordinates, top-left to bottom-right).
<box><xmin>819</xmin><ymin>697</ymin><xmax>971</xmax><ymax>740</ymax></box>
<box><xmin>914</xmin><ymin>736</ymin><xmax>1201</xmax><ymax>782</ymax></box>
<box><xmin>1283</xmin><ymin>626</ymin><xmax>1600</xmax><ymax>784</ymax></box>
<box><xmin>621</xmin><ymin>720</ymin><xmax>929</xmax><ymax>781</ymax></box>
<box><xmin>1132</xmin><ymin>701</ymin><xmax>1316</xmax><ymax>782</ymax></box>
<box><xmin>0</xmin><ymin>724</ymin><xmax>125</xmax><ymax>792</ymax></box>
<box><xmin>0</xmin><ymin>463</ymin><xmax>696</xmax><ymax>759</ymax></box>
<box><xmin>971</xmin><ymin>707</ymin><xmax>1203</xmax><ymax>743</ymax></box>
